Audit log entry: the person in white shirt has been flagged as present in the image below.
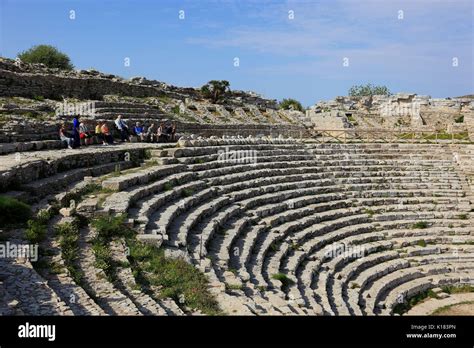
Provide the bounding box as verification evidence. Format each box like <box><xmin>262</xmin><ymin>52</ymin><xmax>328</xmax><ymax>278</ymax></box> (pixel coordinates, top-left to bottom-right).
<box><xmin>114</xmin><ymin>115</ymin><xmax>130</xmax><ymax>142</ymax></box>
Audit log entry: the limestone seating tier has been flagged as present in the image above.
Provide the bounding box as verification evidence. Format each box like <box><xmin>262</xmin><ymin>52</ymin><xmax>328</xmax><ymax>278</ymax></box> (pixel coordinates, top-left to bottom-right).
<box><xmin>83</xmin><ymin>141</ymin><xmax>472</xmax><ymax>315</ymax></box>
<box><xmin>0</xmin><ymin>140</ymin><xmax>65</xmax><ymax>155</ymax></box>
<box><xmin>2</xmin><ymin>140</ymin><xmax>473</xmax><ymax>316</ymax></box>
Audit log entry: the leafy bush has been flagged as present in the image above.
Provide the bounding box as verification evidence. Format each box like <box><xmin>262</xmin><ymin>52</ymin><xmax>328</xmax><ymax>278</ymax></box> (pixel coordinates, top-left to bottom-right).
<box><xmin>201</xmin><ymin>80</ymin><xmax>230</xmax><ymax>103</ymax></box>
<box><xmin>0</xmin><ymin>196</ymin><xmax>32</xmax><ymax>227</ymax></box>
<box><xmin>25</xmin><ymin>219</ymin><xmax>47</xmax><ymax>244</ymax></box>
<box><xmin>279</xmin><ymin>98</ymin><xmax>304</xmax><ymax>112</ymax></box>
<box><xmin>18</xmin><ymin>45</ymin><xmax>74</xmax><ymax>70</ymax></box>
<box><xmin>348</xmin><ymin>83</ymin><xmax>391</xmax><ymax>97</ymax></box>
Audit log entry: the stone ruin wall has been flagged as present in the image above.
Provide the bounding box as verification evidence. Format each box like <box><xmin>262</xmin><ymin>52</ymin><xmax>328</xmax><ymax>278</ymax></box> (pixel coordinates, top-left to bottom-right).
<box><xmin>0</xmin><ymin>113</ymin><xmax>308</xmax><ymax>143</ymax></box>
<box><xmin>308</xmin><ymin>93</ymin><xmax>474</xmax><ymax>136</ymax></box>
<box><xmin>0</xmin><ymin>58</ymin><xmax>278</xmax><ymax>109</ymax></box>
<box><xmin>0</xmin><ymin>57</ymin><xmax>308</xmax><ymax>140</ymax></box>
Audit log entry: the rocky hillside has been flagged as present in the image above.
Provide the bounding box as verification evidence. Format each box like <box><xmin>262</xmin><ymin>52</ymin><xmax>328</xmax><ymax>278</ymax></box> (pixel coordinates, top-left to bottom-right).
<box><xmin>307</xmin><ymin>93</ymin><xmax>474</xmax><ymax>134</ymax></box>
<box><xmin>0</xmin><ymin>57</ymin><xmax>309</xmax><ymax>129</ymax></box>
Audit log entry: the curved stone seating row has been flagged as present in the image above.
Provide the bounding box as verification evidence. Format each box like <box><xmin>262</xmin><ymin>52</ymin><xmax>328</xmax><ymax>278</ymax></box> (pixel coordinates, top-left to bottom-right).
<box><xmin>0</xmin><ymin>144</ymin><xmax>153</xmax><ymax>192</ymax></box>
<box><xmin>254</xmin><ymin>212</ymin><xmax>468</xmax><ymax>316</ymax></box>
<box><xmin>329</xmin><ymin>244</ymin><xmax>474</xmax><ymax>315</ymax></box>
<box><xmin>177</xmin><ymin>137</ymin><xmax>299</xmax><ymax>148</ymax></box>
<box><xmin>37</xmin><ymin>216</ymin><xmax>107</xmax><ymax>315</ymax></box>
<box><xmin>22</xmin><ymin>160</ymin><xmax>135</xmax><ymax>200</ymax></box>
<box><xmin>76</xmin><ymin>226</ymin><xmax>142</xmax><ymax>315</ymax></box>
<box><xmin>342</xmin><ymin>248</ymin><xmax>474</xmax><ymax>314</ymax></box>
<box><xmin>0</xmin><ymin>140</ymin><xmax>65</xmax><ymax>155</ymax></box>
<box><xmin>372</xmin><ymin>274</ymin><xmax>474</xmax><ymax>316</ymax></box>
<box><xmin>80</xmin><ymin>141</ymin><xmax>473</xmax><ymax>315</ymax></box>
<box><xmin>109</xmin><ymin>240</ymin><xmax>183</xmax><ymax>315</ymax></box>
<box><xmin>101</xmin><ymin>163</ymin><xmax>186</xmax><ymax>191</ymax></box>
<box><xmin>361</xmin><ymin>263</ymin><xmax>474</xmax><ymax>315</ymax></box>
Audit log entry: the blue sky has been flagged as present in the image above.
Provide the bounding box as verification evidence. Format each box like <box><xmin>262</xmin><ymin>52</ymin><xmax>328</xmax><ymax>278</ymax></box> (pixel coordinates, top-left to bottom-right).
<box><xmin>0</xmin><ymin>0</ymin><xmax>472</xmax><ymax>106</ymax></box>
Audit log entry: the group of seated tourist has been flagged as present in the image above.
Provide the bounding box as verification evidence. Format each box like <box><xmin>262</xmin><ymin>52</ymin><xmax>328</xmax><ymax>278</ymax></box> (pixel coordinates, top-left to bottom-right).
<box><xmin>59</xmin><ymin>115</ymin><xmax>177</xmax><ymax>149</ymax></box>
<box><xmin>133</xmin><ymin>121</ymin><xmax>177</xmax><ymax>143</ymax></box>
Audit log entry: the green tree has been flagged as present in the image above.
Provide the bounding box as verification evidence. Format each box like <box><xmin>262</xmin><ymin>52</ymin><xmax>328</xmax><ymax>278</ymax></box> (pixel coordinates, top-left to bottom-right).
<box><xmin>348</xmin><ymin>83</ymin><xmax>391</xmax><ymax>97</ymax></box>
<box><xmin>279</xmin><ymin>98</ymin><xmax>304</xmax><ymax>112</ymax></box>
<box><xmin>201</xmin><ymin>80</ymin><xmax>230</xmax><ymax>103</ymax></box>
<box><xmin>17</xmin><ymin>45</ymin><xmax>74</xmax><ymax>70</ymax></box>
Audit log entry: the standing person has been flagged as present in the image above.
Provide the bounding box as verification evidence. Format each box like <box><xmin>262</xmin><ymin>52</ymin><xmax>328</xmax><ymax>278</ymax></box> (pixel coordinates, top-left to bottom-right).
<box><xmin>133</xmin><ymin>122</ymin><xmax>145</xmax><ymax>142</ymax></box>
<box><xmin>79</xmin><ymin>121</ymin><xmax>92</xmax><ymax>145</ymax></box>
<box><xmin>101</xmin><ymin>122</ymin><xmax>114</xmax><ymax>145</ymax></box>
<box><xmin>114</xmin><ymin>115</ymin><xmax>130</xmax><ymax>142</ymax></box>
<box><xmin>59</xmin><ymin>123</ymin><xmax>74</xmax><ymax>149</ymax></box>
<box><xmin>72</xmin><ymin>116</ymin><xmax>81</xmax><ymax>148</ymax></box>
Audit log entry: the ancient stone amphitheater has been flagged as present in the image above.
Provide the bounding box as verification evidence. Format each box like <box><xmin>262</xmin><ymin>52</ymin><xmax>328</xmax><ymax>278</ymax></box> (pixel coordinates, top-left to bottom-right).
<box><xmin>0</xmin><ymin>58</ymin><xmax>473</xmax><ymax>316</ymax></box>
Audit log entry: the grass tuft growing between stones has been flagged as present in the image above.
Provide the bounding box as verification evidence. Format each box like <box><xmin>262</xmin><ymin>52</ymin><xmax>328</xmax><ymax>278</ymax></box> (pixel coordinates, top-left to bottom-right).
<box><xmin>364</xmin><ymin>208</ymin><xmax>375</xmax><ymax>217</ymax></box>
<box><xmin>90</xmin><ymin>214</ymin><xmax>132</xmax><ymax>283</ymax></box>
<box><xmin>127</xmin><ymin>240</ymin><xmax>222</xmax><ymax>315</ymax></box>
<box><xmin>441</xmin><ymin>284</ymin><xmax>474</xmax><ymax>294</ymax></box>
<box><xmin>412</xmin><ymin>221</ymin><xmax>428</xmax><ymax>229</ymax></box>
<box><xmin>271</xmin><ymin>273</ymin><xmax>295</xmax><ymax>287</ymax></box>
<box><xmin>0</xmin><ymin>195</ymin><xmax>32</xmax><ymax>228</ymax></box>
<box><xmin>416</xmin><ymin>239</ymin><xmax>427</xmax><ymax>248</ymax></box>
<box><xmin>24</xmin><ymin>209</ymin><xmax>56</xmax><ymax>244</ymax></box>
<box><xmin>393</xmin><ymin>289</ymin><xmax>438</xmax><ymax>315</ymax></box>
<box><xmin>90</xmin><ymin>214</ymin><xmax>222</xmax><ymax>315</ymax></box>
<box><xmin>55</xmin><ymin>220</ymin><xmax>83</xmax><ymax>285</ymax></box>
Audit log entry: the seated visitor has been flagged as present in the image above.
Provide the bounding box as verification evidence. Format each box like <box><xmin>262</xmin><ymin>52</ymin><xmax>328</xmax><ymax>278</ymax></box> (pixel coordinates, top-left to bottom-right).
<box><xmin>134</xmin><ymin>122</ymin><xmax>145</xmax><ymax>142</ymax></box>
<box><xmin>164</xmin><ymin>123</ymin><xmax>173</xmax><ymax>142</ymax></box>
<box><xmin>95</xmin><ymin>122</ymin><xmax>105</xmax><ymax>145</ymax></box>
<box><xmin>114</xmin><ymin>115</ymin><xmax>130</xmax><ymax>142</ymax></box>
<box><xmin>79</xmin><ymin>121</ymin><xmax>93</xmax><ymax>145</ymax></box>
<box><xmin>100</xmin><ymin>122</ymin><xmax>114</xmax><ymax>145</ymax></box>
<box><xmin>59</xmin><ymin>123</ymin><xmax>74</xmax><ymax>149</ymax></box>
<box><xmin>170</xmin><ymin>122</ymin><xmax>177</xmax><ymax>142</ymax></box>
<box><xmin>157</xmin><ymin>122</ymin><xmax>168</xmax><ymax>143</ymax></box>
<box><xmin>146</xmin><ymin>123</ymin><xmax>157</xmax><ymax>142</ymax></box>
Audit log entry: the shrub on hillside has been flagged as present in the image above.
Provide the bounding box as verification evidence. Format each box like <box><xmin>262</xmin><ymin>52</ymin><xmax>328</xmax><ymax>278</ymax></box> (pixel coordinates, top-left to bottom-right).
<box><xmin>348</xmin><ymin>84</ymin><xmax>391</xmax><ymax>97</ymax></box>
<box><xmin>0</xmin><ymin>196</ymin><xmax>32</xmax><ymax>227</ymax></box>
<box><xmin>201</xmin><ymin>80</ymin><xmax>230</xmax><ymax>103</ymax></box>
<box><xmin>279</xmin><ymin>98</ymin><xmax>304</xmax><ymax>112</ymax></box>
<box><xmin>17</xmin><ymin>45</ymin><xmax>74</xmax><ymax>70</ymax></box>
